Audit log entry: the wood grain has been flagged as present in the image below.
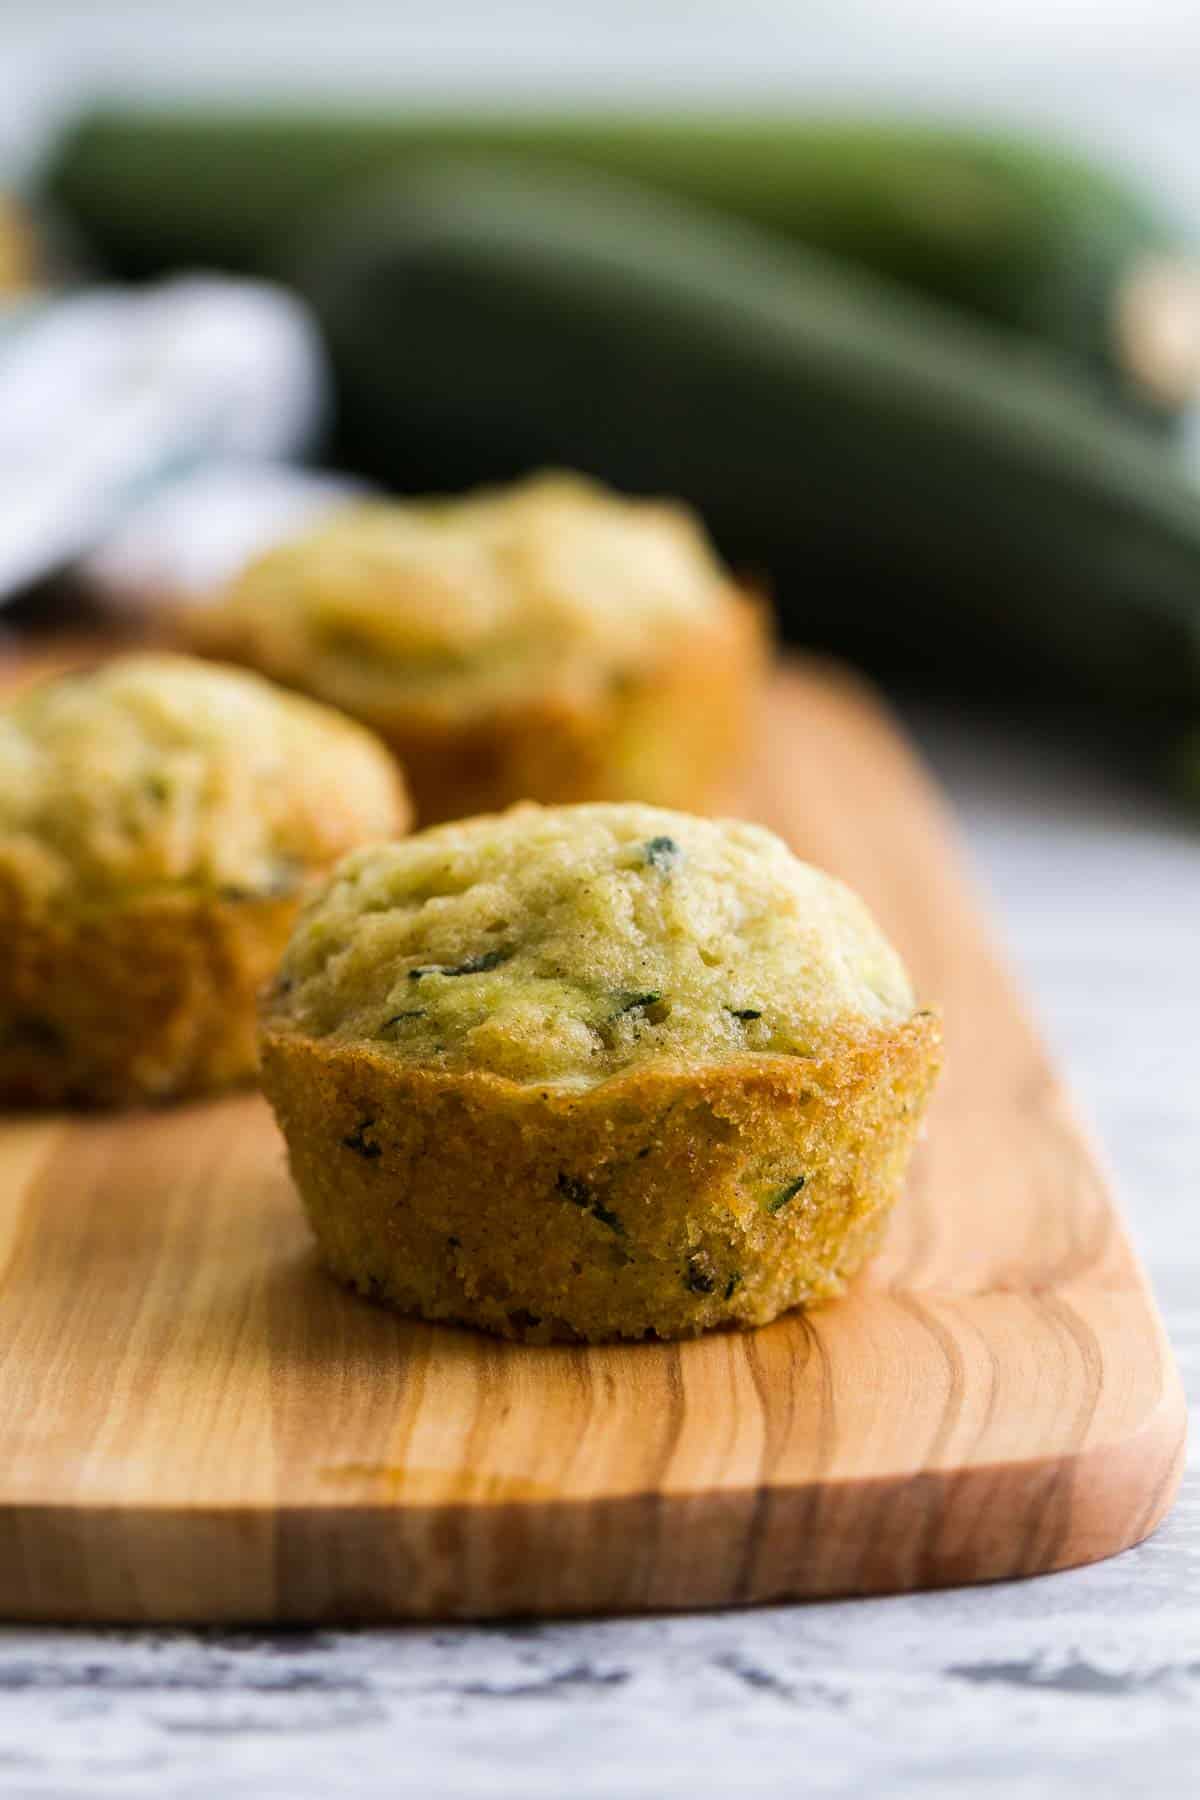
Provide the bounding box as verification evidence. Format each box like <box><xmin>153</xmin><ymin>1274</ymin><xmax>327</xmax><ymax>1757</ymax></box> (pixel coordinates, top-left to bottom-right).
<box><xmin>0</xmin><ymin>655</ymin><xmax>1185</xmax><ymax>1621</ymax></box>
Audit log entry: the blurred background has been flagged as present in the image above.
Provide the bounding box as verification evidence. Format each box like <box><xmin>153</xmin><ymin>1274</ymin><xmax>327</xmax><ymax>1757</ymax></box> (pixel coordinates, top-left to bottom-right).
<box><xmin>4</xmin><ymin>3</ymin><xmax>1200</xmax><ymax>210</ymax></box>
<box><xmin>7</xmin><ymin>3</ymin><xmax>1200</xmax><ymax>727</ymax></box>
<box><xmin>3</xmin><ymin>2</ymin><xmax>1200</xmax><ymax>164</ymax></box>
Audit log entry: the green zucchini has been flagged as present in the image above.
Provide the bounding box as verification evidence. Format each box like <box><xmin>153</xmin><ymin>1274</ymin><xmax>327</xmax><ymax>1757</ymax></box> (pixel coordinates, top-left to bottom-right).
<box><xmin>294</xmin><ymin>158</ymin><xmax>1200</xmax><ymax>710</ymax></box>
<box><xmin>43</xmin><ymin>106</ymin><xmax>1200</xmax><ymax>420</ymax></box>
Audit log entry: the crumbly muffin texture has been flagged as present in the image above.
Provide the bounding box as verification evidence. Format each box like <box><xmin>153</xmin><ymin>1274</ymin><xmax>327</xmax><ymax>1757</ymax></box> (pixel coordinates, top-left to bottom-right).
<box><xmin>262</xmin><ymin>1030</ymin><xmax>940</xmax><ymax>1342</ymax></box>
<box><xmin>195</xmin><ymin>472</ymin><xmax>767</xmax><ymax>827</ymax></box>
<box><xmin>0</xmin><ymin>653</ymin><xmax>403</xmax><ymax>912</ymax></box>
<box><xmin>206</xmin><ymin>472</ymin><xmax>734</xmax><ymax>721</ymax></box>
<box><xmin>269</xmin><ymin>803</ymin><xmax>915</xmax><ymax>1087</ymax></box>
<box><xmin>261</xmin><ymin>803</ymin><xmax>940</xmax><ymax>1341</ymax></box>
<box><xmin>0</xmin><ymin>654</ymin><xmax>407</xmax><ymax>1106</ymax></box>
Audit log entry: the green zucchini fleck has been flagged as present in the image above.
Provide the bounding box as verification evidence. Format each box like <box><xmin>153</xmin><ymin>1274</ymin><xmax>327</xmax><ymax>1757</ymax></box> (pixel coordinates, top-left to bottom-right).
<box><xmin>644</xmin><ymin>836</ymin><xmax>681</xmax><ymax>872</ymax></box>
<box><xmin>342</xmin><ymin>1117</ymin><xmax>382</xmax><ymax>1160</ymax></box>
<box><xmin>556</xmin><ymin>1170</ymin><xmax>625</xmax><ymax>1235</ymax></box>
<box><xmin>724</xmin><ymin>1272</ymin><xmax>742</xmax><ymax>1300</ymax></box>
<box><xmin>590</xmin><ymin>1199</ymin><xmax>624</xmax><ymax>1235</ymax></box>
<box><xmin>557</xmin><ymin>1172</ymin><xmax>591</xmax><ymax>1208</ymax></box>
<box><xmin>382</xmin><ymin>1008</ymin><xmax>426</xmax><ymax>1029</ymax></box>
<box><xmin>766</xmin><ymin>1175</ymin><xmax>807</xmax><ymax>1214</ymax></box>
<box><xmin>409</xmin><ymin>948</ymin><xmax>510</xmax><ymax>981</ymax></box>
<box><xmin>727</xmin><ymin>1006</ymin><xmax>762</xmax><ymax>1022</ymax></box>
<box><xmin>685</xmin><ymin>1257</ymin><xmax>717</xmax><ymax>1295</ymax></box>
<box><xmin>610</xmin><ymin>990</ymin><xmax>662</xmax><ymax>1018</ymax></box>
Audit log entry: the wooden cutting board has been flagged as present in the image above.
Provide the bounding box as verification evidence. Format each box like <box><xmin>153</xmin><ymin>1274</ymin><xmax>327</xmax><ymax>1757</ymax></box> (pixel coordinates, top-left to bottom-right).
<box><xmin>0</xmin><ymin>656</ymin><xmax>1184</xmax><ymax>1622</ymax></box>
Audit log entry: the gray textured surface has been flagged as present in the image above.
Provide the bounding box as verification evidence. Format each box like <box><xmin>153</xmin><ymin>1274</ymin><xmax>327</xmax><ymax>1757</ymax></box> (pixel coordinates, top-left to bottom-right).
<box><xmin>0</xmin><ymin>700</ymin><xmax>1196</xmax><ymax>1799</ymax></box>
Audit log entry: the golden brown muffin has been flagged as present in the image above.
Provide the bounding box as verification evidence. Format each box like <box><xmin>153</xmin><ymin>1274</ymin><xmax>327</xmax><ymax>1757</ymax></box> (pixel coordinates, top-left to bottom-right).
<box><xmin>0</xmin><ymin>654</ymin><xmax>408</xmax><ymax>1106</ymax></box>
<box><xmin>191</xmin><ymin>472</ymin><xmax>769</xmax><ymax>823</ymax></box>
<box><xmin>260</xmin><ymin>802</ymin><xmax>941</xmax><ymax>1341</ymax></box>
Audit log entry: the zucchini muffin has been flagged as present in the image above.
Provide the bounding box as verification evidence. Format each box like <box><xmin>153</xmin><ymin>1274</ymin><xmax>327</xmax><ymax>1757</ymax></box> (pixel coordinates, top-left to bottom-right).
<box><xmin>0</xmin><ymin>654</ymin><xmax>408</xmax><ymax>1106</ymax></box>
<box><xmin>260</xmin><ymin>802</ymin><xmax>941</xmax><ymax>1341</ymax></box>
<box><xmin>192</xmin><ymin>471</ymin><xmax>768</xmax><ymax>824</ymax></box>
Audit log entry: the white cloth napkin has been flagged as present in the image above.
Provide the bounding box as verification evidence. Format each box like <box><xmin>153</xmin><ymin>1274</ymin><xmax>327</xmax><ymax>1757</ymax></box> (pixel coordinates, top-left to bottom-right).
<box><xmin>0</xmin><ymin>274</ymin><xmax>333</xmax><ymax>604</ymax></box>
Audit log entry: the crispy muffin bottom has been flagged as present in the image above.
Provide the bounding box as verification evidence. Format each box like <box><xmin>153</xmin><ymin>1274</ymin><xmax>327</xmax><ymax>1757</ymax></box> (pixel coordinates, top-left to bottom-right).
<box><xmin>0</xmin><ymin>890</ymin><xmax>302</xmax><ymax>1107</ymax></box>
<box><xmin>194</xmin><ymin>589</ymin><xmax>768</xmax><ymax>825</ymax></box>
<box><xmin>259</xmin><ymin>1012</ymin><xmax>941</xmax><ymax>1342</ymax></box>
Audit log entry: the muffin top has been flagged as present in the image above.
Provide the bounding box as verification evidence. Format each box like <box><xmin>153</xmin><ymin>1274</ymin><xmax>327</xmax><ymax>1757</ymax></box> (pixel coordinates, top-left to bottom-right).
<box><xmin>204</xmin><ymin>472</ymin><xmax>737</xmax><ymax>719</ymax></box>
<box><xmin>0</xmin><ymin>654</ymin><xmax>406</xmax><ymax>909</ymax></box>
<box><xmin>267</xmin><ymin>802</ymin><xmax>917</xmax><ymax>1087</ymax></box>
